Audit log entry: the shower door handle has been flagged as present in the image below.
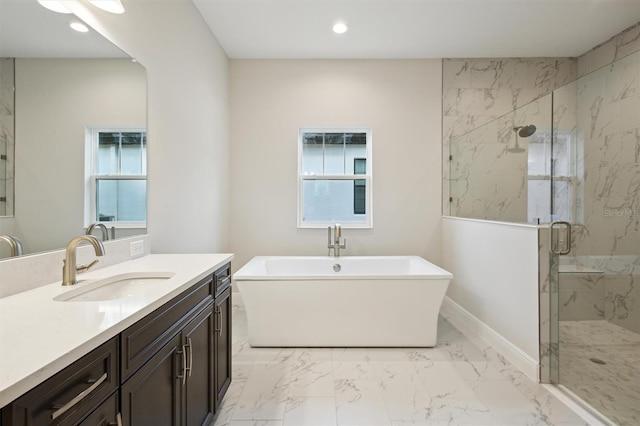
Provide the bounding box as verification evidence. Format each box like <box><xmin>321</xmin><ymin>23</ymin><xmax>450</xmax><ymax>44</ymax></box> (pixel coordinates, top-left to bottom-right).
<box><xmin>550</xmin><ymin>221</ymin><xmax>572</xmax><ymax>255</ymax></box>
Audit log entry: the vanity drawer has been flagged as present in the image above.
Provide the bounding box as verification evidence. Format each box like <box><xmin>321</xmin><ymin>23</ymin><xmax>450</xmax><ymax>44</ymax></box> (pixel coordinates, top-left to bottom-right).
<box><xmin>120</xmin><ymin>274</ymin><xmax>213</xmax><ymax>382</ymax></box>
<box><xmin>78</xmin><ymin>391</ymin><xmax>119</xmax><ymax>425</ymax></box>
<box><xmin>214</xmin><ymin>263</ymin><xmax>231</xmax><ymax>297</ymax></box>
<box><xmin>1</xmin><ymin>337</ymin><xmax>118</xmax><ymax>426</ymax></box>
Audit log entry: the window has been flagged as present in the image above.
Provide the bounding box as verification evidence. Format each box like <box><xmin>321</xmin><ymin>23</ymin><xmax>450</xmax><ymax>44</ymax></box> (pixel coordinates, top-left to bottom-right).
<box><xmin>86</xmin><ymin>128</ymin><xmax>147</xmax><ymax>226</ymax></box>
<box><xmin>527</xmin><ymin>131</ymin><xmax>576</xmax><ymax>224</ymax></box>
<box><xmin>298</xmin><ymin>128</ymin><xmax>372</xmax><ymax>228</ymax></box>
<box><xmin>353</xmin><ymin>158</ymin><xmax>366</xmax><ymax>214</ymax></box>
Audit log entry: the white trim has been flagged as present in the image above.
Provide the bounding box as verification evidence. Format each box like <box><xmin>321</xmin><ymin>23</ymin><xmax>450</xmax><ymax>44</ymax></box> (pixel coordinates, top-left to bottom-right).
<box><xmin>85</xmin><ymin>127</ymin><xmax>147</xmax><ymax>227</ymax></box>
<box><xmin>297</xmin><ymin>127</ymin><xmax>373</xmax><ymax>228</ymax></box>
<box><xmin>542</xmin><ymin>385</ymin><xmax>611</xmax><ymax>426</ymax></box>
<box><xmin>440</xmin><ymin>296</ymin><xmax>540</xmax><ymax>382</ymax></box>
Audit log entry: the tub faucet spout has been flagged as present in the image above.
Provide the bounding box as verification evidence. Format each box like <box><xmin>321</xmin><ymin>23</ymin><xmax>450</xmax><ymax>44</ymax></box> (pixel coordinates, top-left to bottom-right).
<box><xmin>327</xmin><ymin>223</ymin><xmax>346</xmax><ymax>257</ymax></box>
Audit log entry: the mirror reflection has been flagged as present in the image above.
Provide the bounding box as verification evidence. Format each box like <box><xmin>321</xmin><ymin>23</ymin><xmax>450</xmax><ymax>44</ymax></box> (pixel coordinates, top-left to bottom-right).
<box><xmin>0</xmin><ymin>0</ymin><xmax>147</xmax><ymax>260</ymax></box>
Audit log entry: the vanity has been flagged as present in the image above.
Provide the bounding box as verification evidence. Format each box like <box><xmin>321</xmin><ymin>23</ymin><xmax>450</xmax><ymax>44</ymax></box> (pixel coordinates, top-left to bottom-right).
<box><xmin>0</xmin><ymin>253</ymin><xmax>233</xmax><ymax>425</ymax></box>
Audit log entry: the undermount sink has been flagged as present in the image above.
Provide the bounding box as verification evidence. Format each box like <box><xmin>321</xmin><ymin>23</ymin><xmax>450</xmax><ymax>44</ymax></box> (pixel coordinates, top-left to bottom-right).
<box><xmin>54</xmin><ymin>272</ymin><xmax>175</xmax><ymax>302</ymax></box>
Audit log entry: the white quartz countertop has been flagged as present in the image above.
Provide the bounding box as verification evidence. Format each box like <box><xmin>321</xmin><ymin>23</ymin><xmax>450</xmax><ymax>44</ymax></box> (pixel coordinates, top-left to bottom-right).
<box><xmin>0</xmin><ymin>253</ymin><xmax>233</xmax><ymax>407</ymax></box>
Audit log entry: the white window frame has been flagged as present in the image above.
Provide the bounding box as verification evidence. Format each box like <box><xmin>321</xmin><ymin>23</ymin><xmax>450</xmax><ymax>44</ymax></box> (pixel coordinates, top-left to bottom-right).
<box><xmin>297</xmin><ymin>127</ymin><xmax>373</xmax><ymax>229</ymax></box>
<box><xmin>84</xmin><ymin>126</ymin><xmax>147</xmax><ymax>229</ymax></box>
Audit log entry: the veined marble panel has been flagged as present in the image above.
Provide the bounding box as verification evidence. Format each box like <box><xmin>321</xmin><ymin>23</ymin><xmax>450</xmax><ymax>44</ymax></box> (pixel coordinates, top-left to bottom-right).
<box><xmin>219</xmin><ymin>303</ymin><xmax>593</xmax><ymax>426</ymax></box>
<box><xmin>558</xmin><ymin>288</ymin><xmax>605</xmax><ymax>321</ymax></box>
<box><xmin>448</xmin><ymin>89</ymin><xmax>551</xmax><ymax>222</ymax></box>
<box><xmin>578</xmin><ymin>22</ymin><xmax>640</xmax><ymax>78</ymax></box>
<box><xmin>584</xmin><ymin>196</ymin><xmax>640</xmax><ymax>232</ymax></box>
<box><xmin>559</xmin><ymin>320</ymin><xmax>640</xmax><ymax>426</ymax></box>
<box><xmin>584</xmin><ymin>129</ymin><xmax>639</xmax><ymax>170</ymax></box>
<box><xmin>587</xmin><ymin>163</ymin><xmax>640</xmax><ymax>199</ymax></box>
<box><xmin>604</xmin><ymin>274</ymin><xmax>640</xmax><ymax>334</ymax></box>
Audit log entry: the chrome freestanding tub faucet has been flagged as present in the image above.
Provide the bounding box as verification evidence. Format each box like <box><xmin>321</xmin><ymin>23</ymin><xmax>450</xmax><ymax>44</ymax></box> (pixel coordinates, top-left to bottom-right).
<box><xmin>62</xmin><ymin>235</ymin><xmax>106</xmax><ymax>286</ymax></box>
<box><xmin>327</xmin><ymin>223</ymin><xmax>346</xmax><ymax>257</ymax></box>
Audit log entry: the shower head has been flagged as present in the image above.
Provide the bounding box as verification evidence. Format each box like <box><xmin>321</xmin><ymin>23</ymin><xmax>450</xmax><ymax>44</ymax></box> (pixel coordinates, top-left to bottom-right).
<box><xmin>514</xmin><ymin>125</ymin><xmax>537</xmax><ymax>138</ymax></box>
<box><xmin>508</xmin><ymin>125</ymin><xmax>535</xmax><ymax>153</ymax></box>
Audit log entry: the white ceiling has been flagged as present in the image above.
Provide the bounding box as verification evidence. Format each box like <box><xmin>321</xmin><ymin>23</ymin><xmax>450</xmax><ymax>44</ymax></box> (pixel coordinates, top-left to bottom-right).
<box><xmin>192</xmin><ymin>0</ymin><xmax>640</xmax><ymax>59</ymax></box>
<box><xmin>0</xmin><ymin>0</ymin><xmax>126</xmax><ymax>58</ymax></box>
<box><xmin>3</xmin><ymin>1</ymin><xmax>639</xmax><ymax>59</ymax></box>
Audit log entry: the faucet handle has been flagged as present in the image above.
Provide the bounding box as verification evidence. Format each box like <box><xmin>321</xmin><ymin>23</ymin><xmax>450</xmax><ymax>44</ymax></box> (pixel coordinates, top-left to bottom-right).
<box><xmin>77</xmin><ymin>259</ymin><xmax>100</xmax><ymax>274</ymax></box>
<box><xmin>339</xmin><ymin>238</ymin><xmax>346</xmax><ymax>250</ymax></box>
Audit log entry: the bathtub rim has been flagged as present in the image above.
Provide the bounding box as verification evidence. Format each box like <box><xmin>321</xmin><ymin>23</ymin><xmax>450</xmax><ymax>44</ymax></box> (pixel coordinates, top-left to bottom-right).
<box><xmin>232</xmin><ymin>255</ymin><xmax>453</xmax><ymax>281</ymax></box>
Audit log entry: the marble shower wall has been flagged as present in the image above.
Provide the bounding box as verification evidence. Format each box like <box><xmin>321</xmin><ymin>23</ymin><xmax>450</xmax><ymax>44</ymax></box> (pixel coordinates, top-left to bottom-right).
<box><xmin>570</xmin><ymin>48</ymin><xmax>640</xmax><ymax>334</ymax></box>
<box><xmin>443</xmin><ymin>58</ymin><xmax>577</xmax><ymax>217</ymax></box>
<box><xmin>538</xmin><ymin>23</ymin><xmax>640</xmax><ymax>384</ymax></box>
<box><xmin>578</xmin><ymin>22</ymin><xmax>640</xmax><ymax>79</ymax></box>
<box><xmin>0</xmin><ymin>58</ymin><xmax>15</xmax><ymax>217</ymax></box>
<box><xmin>449</xmin><ymin>94</ymin><xmax>552</xmax><ymax>222</ymax></box>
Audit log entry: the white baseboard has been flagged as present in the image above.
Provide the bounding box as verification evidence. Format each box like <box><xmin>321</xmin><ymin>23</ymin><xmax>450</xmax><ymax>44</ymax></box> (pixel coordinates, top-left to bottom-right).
<box><xmin>441</xmin><ymin>296</ymin><xmax>540</xmax><ymax>382</ymax></box>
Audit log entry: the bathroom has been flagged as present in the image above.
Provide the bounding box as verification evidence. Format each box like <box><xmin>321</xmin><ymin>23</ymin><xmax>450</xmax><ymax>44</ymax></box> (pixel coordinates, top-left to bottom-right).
<box><xmin>1</xmin><ymin>1</ymin><xmax>639</xmax><ymax>425</ymax></box>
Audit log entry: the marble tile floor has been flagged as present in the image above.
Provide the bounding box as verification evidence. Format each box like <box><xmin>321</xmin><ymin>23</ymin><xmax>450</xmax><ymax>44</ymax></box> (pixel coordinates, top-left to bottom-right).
<box><xmin>212</xmin><ymin>302</ymin><xmax>591</xmax><ymax>426</ymax></box>
<box><xmin>559</xmin><ymin>320</ymin><xmax>640</xmax><ymax>426</ymax></box>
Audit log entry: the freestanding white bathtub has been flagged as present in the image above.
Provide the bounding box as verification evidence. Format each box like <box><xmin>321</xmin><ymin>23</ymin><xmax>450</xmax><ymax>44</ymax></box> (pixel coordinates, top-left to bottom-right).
<box><xmin>233</xmin><ymin>256</ymin><xmax>453</xmax><ymax>347</ymax></box>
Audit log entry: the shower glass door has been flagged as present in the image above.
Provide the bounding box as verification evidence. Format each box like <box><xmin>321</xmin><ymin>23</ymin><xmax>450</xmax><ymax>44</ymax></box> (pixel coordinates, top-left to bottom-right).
<box><xmin>550</xmin><ymin>50</ymin><xmax>640</xmax><ymax>426</ymax></box>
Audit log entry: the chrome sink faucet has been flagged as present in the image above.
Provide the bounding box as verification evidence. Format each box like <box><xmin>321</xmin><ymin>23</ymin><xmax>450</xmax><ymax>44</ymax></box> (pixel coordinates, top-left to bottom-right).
<box><xmin>86</xmin><ymin>223</ymin><xmax>110</xmax><ymax>241</ymax></box>
<box><xmin>327</xmin><ymin>223</ymin><xmax>346</xmax><ymax>257</ymax></box>
<box><xmin>62</xmin><ymin>235</ymin><xmax>106</xmax><ymax>286</ymax></box>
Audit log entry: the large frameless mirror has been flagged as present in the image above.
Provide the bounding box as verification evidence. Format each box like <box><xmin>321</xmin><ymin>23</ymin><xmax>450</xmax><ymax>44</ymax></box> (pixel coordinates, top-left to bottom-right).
<box><xmin>0</xmin><ymin>0</ymin><xmax>147</xmax><ymax>260</ymax></box>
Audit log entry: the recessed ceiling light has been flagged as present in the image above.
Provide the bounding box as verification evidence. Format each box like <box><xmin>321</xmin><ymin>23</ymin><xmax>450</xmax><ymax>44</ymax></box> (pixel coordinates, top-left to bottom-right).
<box><xmin>89</xmin><ymin>0</ymin><xmax>125</xmax><ymax>14</ymax></box>
<box><xmin>70</xmin><ymin>22</ymin><xmax>89</xmax><ymax>33</ymax></box>
<box><xmin>37</xmin><ymin>0</ymin><xmax>72</xmax><ymax>14</ymax></box>
<box><xmin>333</xmin><ymin>22</ymin><xmax>348</xmax><ymax>34</ymax></box>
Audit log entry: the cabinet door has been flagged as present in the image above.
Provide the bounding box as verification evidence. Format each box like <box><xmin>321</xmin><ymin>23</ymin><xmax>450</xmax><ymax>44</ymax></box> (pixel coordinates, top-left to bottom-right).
<box><xmin>182</xmin><ymin>304</ymin><xmax>215</xmax><ymax>426</ymax></box>
<box><xmin>120</xmin><ymin>333</ymin><xmax>183</xmax><ymax>426</ymax></box>
<box><xmin>120</xmin><ymin>276</ymin><xmax>213</xmax><ymax>383</ymax></box>
<box><xmin>214</xmin><ymin>288</ymin><xmax>232</xmax><ymax>406</ymax></box>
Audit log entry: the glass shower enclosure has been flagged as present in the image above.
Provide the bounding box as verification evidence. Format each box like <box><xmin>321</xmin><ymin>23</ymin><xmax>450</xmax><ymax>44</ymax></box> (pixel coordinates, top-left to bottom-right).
<box><xmin>449</xmin><ymin>49</ymin><xmax>640</xmax><ymax>425</ymax></box>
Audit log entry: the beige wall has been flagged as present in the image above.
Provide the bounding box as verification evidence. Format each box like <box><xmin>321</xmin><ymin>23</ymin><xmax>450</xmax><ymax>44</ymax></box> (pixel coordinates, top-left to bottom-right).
<box><xmin>229</xmin><ymin>59</ymin><xmax>443</xmax><ymax>270</ymax></box>
<box><xmin>72</xmin><ymin>0</ymin><xmax>231</xmax><ymax>254</ymax></box>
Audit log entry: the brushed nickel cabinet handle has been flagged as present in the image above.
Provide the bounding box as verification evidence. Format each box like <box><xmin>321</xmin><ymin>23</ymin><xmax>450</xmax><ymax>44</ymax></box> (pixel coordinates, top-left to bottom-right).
<box><xmin>176</xmin><ymin>347</ymin><xmax>187</xmax><ymax>386</ymax></box>
<box><xmin>185</xmin><ymin>337</ymin><xmax>193</xmax><ymax>378</ymax></box>
<box><xmin>215</xmin><ymin>306</ymin><xmax>222</xmax><ymax>336</ymax></box>
<box><xmin>51</xmin><ymin>372</ymin><xmax>107</xmax><ymax>420</ymax></box>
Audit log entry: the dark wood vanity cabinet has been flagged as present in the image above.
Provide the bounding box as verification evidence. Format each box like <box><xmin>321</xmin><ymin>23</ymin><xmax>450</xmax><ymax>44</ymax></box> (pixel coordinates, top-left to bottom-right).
<box><xmin>0</xmin><ymin>337</ymin><xmax>119</xmax><ymax>426</ymax></box>
<box><xmin>1</xmin><ymin>262</ymin><xmax>232</xmax><ymax>426</ymax></box>
<box><xmin>121</xmin><ymin>263</ymin><xmax>231</xmax><ymax>426</ymax></box>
